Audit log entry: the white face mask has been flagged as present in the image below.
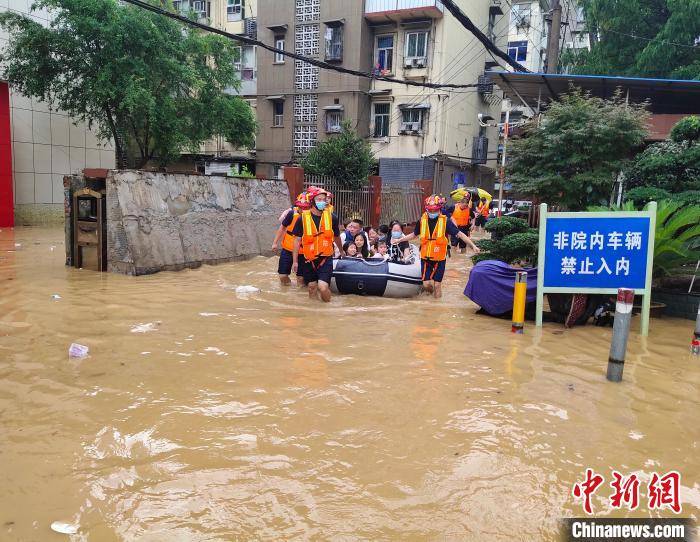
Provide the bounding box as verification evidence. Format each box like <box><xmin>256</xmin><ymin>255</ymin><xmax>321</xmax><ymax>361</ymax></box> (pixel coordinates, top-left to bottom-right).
<box><xmin>315</xmin><ymin>200</ymin><xmax>327</xmax><ymax>211</ymax></box>
<box><xmin>428</xmin><ymin>212</ymin><xmax>439</xmax><ymax>219</ymax></box>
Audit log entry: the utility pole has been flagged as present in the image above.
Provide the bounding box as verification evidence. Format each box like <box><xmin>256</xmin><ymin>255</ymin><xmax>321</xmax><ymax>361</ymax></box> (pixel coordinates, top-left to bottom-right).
<box><xmin>497</xmin><ymin>108</ymin><xmax>510</xmax><ymax>217</ymax></box>
<box><xmin>546</xmin><ymin>0</ymin><xmax>562</xmax><ymax>74</ymax></box>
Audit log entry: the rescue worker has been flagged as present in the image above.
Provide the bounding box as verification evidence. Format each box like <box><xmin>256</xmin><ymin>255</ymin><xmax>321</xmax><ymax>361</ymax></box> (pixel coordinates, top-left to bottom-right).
<box><xmin>291</xmin><ymin>187</ymin><xmax>344</xmax><ymax>302</ymax></box>
<box><xmin>448</xmin><ymin>188</ymin><xmax>474</xmax><ymax>254</ymax></box>
<box><xmin>391</xmin><ymin>195</ymin><xmax>480</xmax><ymax>299</ymax></box>
<box><xmin>475</xmin><ymin>197</ymin><xmax>490</xmax><ymax>233</ymax></box>
<box><xmin>272</xmin><ymin>192</ymin><xmax>311</xmax><ymax>285</ymax></box>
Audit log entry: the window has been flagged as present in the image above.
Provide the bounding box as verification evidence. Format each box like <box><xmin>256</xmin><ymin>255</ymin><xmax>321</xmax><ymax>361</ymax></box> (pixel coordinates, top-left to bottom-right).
<box><xmin>375</xmin><ymin>35</ymin><xmax>394</xmax><ymax>74</ymax></box>
<box><xmin>405</xmin><ymin>31</ymin><xmax>428</xmax><ymax>65</ymax></box>
<box><xmin>373</xmin><ymin>103</ymin><xmax>390</xmax><ymax>138</ymax></box>
<box><xmin>192</xmin><ymin>0</ymin><xmax>207</xmax><ymax>19</ymax></box>
<box><xmin>226</xmin><ymin>0</ymin><xmax>242</xmax><ymax>22</ymax></box>
<box><xmin>273</xmin><ymin>100</ymin><xmax>284</xmax><ymax>127</ymax></box>
<box><xmin>326</xmin><ymin>110</ymin><xmax>343</xmax><ymax>133</ymax></box>
<box><xmin>274</xmin><ymin>35</ymin><xmax>285</xmax><ymax>63</ymax></box>
<box><xmin>400</xmin><ymin>108</ymin><xmax>424</xmax><ymax>133</ymax></box>
<box><xmin>510</xmin><ymin>3</ymin><xmax>531</xmax><ymax>30</ymax></box>
<box><xmin>325</xmin><ymin>25</ymin><xmax>343</xmax><ymax>62</ymax></box>
<box><xmin>507</xmin><ymin>40</ymin><xmax>528</xmax><ymax>62</ymax></box>
<box><xmin>240</xmin><ymin>46</ymin><xmax>256</xmax><ymax>81</ymax></box>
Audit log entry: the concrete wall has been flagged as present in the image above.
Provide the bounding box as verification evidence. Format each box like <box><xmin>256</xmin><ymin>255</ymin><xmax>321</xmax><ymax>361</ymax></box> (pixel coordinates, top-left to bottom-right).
<box><xmin>106</xmin><ymin>170</ymin><xmax>290</xmax><ymax>275</ymax></box>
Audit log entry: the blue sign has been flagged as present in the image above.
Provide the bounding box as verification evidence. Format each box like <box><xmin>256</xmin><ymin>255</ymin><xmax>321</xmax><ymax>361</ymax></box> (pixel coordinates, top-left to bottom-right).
<box><xmin>543</xmin><ymin>216</ymin><xmax>651</xmax><ymax>290</ymax></box>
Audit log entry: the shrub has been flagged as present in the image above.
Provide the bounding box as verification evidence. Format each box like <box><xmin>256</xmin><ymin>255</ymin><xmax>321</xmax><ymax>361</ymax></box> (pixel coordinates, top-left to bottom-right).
<box><xmin>484</xmin><ymin>216</ymin><xmax>529</xmax><ymax>240</ymax></box>
<box><xmin>624</xmin><ymin>186</ymin><xmax>671</xmax><ymax>208</ymax></box>
<box><xmin>670</xmin><ymin>116</ymin><xmax>700</xmax><ymax>143</ymax></box>
<box><xmin>474</xmin><ymin>231</ymin><xmax>539</xmax><ymax>266</ymax></box>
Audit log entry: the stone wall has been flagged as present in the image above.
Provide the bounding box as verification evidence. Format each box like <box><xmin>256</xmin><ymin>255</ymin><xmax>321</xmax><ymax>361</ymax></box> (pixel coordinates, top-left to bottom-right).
<box><xmin>106</xmin><ymin>170</ymin><xmax>290</xmax><ymax>275</ymax></box>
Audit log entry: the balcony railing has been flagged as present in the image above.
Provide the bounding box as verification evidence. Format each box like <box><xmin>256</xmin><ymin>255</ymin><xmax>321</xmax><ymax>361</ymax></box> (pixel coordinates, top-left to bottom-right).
<box><xmin>365</xmin><ymin>0</ymin><xmax>444</xmax><ymax>21</ymax></box>
<box><xmin>472</xmin><ymin>136</ymin><xmax>489</xmax><ymax>165</ymax></box>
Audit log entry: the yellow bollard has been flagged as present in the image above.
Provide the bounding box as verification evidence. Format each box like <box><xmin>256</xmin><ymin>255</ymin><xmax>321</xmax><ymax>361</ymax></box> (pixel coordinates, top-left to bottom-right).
<box><xmin>512</xmin><ymin>271</ymin><xmax>528</xmax><ymax>334</ymax></box>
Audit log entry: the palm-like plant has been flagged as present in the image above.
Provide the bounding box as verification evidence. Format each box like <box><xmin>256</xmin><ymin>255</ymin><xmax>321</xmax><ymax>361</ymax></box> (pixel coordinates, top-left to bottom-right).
<box><xmin>586</xmin><ymin>200</ymin><xmax>700</xmax><ymax>279</ymax></box>
<box><xmin>653</xmin><ymin>200</ymin><xmax>700</xmax><ymax>279</ymax></box>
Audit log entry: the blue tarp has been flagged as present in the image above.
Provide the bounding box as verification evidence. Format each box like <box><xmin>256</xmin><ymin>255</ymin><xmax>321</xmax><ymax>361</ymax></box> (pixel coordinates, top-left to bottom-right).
<box><xmin>464</xmin><ymin>260</ymin><xmax>538</xmax><ymax>316</ymax></box>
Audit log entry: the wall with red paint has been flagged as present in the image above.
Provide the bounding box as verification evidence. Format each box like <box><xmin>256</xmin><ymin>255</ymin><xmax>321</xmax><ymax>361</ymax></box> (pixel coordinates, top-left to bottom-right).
<box><xmin>0</xmin><ymin>82</ymin><xmax>13</xmax><ymax>227</ymax></box>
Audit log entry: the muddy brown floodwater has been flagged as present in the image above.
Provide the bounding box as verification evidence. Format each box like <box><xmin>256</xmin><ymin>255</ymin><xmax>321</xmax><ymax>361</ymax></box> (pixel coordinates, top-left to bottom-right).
<box><xmin>0</xmin><ymin>226</ymin><xmax>698</xmax><ymax>541</ymax></box>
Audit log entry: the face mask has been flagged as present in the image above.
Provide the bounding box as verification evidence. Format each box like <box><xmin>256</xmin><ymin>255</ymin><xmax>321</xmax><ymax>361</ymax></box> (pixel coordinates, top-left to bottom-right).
<box><xmin>428</xmin><ymin>212</ymin><xmax>439</xmax><ymax>219</ymax></box>
<box><xmin>315</xmin><ymin>201</ymin><xmax>327</xmax><ymax>211</ymax></box>
<box><xmin>391</xmin><ymin>231</ymin><xmax>403</xmax><ymax>239</ymax></box>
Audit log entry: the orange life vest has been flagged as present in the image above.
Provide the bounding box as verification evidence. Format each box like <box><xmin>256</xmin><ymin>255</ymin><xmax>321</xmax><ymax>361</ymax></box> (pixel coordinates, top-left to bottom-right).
<box><xmin>301</xmin><ymin>209</ymin><xmax>335</xmax><ymax>260</ymax></box>
<box><xmin>478</xmin><ymin>202</ymin><xmax>490</xmax><ymax>217</ymax></box>
<box><xmin>452</xmin><ymin>204</ymin><xmax>471</xmax><ymax>227</ymax></box>
<box><xmin>419</xmin><ymin>213</ymin><xmax>448</xmax><ymax>261</ymax></box>
<box><xmin>281</xmin><ymin>208</ymin><xmax>301</xmax><ymax>252</ymax></box>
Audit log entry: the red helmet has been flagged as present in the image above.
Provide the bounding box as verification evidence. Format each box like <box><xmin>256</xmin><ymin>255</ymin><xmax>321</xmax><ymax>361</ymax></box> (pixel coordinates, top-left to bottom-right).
<box><xmin>306</xmin><ymin>185</ymin><xmax>328</xmax><ymax>202</ymax></box>
<box><xmin>424</xmin><ymin>194</ymin><xmax>445</xmax><ymax>212</ymax></box>
<box><xmin>295</xmin><ymin>192</ymin><xmax>311</xmax><ymax>210</ymax></box>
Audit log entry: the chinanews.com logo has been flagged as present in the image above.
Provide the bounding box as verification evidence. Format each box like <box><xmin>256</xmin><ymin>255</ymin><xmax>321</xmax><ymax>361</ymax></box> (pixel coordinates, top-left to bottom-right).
<box><xmin>564</xmin><ymin>469</ymin><xmax>693</xmax><ymax>541</ymax></box>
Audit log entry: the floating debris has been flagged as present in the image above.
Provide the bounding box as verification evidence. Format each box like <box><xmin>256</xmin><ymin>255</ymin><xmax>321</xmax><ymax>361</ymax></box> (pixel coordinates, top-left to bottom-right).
<box><xmin>50</xmin><ymin>521</ymin><xmax>78</xmax><ymax>535</ymax></box>
<box><xmin>130</xmin><ymin>322</ymin><xmax>160</xmax><ymax>333</ymax></box>
<box><xmin>51</xmin><ymin>294</ymin><xmax>62</xmax><ymax>300</ymax></box>
<box><xmin>68</xmin><ymin>343</ymin><xmax>89</xmax><ymax>358</ymax></box>
<box><xmin>235</xmin><ymin>285</ymin><xmax>260</xmax><ymax>295</ymax></box>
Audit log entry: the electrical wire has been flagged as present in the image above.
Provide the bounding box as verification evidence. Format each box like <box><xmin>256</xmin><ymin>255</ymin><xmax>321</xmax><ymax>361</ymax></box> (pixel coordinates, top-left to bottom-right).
<box><xmin>118</xmin><ymin>0</ymin><xmax>484</xmax><ymax>90</ymax></box>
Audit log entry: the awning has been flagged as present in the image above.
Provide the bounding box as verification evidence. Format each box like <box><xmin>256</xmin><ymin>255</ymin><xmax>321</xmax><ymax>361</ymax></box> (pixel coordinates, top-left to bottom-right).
<box><xmin>324</xmin><ymin>18</ymin><xmax>345</xmax><ymax>27</ymax></box>
<box><xmin>266</xmin><ymin>24</ymin><xmax>288</xmax><ymax>32</ymax></box>
<box><xmin>265</xmin><ymin>95</ymin><xmax>285</xmax><ymax>101</ymax></box>
<box><xmin>368</xmin><ymin>88</ymin><xmax>392</xmax><ymax>95</ymax></box>
<box><xmin>398</xmin><ymin>102</ymin><xmax>430</xmax><ymax>110</ymax></box>
<box><xmin>491</xmin><ymin>71</ymin><xmax>700</xmax><ymax>114</ymax></box>
<box><xmin>322</xmin><ymin>105</ymin><xmax>344</xmax><ymax>111</ymax></box>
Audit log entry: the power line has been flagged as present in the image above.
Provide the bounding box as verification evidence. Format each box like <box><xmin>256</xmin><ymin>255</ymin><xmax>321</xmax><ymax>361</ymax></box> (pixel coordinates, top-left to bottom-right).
<box><xmin>118</xmin><ymin>0</ymin><xmax>483</xmax><ymax>90</ymax></box>
<box><xmin>439</xmin><ymin>0</ymin><xmax>529</xmax><ymax>72</ymax></box>
<box><xmin>603</xmin><ymin>28</ymin><xmax>700</xmax><ymax>50</ymax></box>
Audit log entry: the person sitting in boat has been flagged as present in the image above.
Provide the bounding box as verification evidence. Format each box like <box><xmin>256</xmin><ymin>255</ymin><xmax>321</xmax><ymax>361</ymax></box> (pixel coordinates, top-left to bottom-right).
<box><xmin>391</xmin><ymin>195</ymin><xmax>480</xmax><ymax>299</ymax></box>
<box><xmin>340</xmin><ymin>218</ymin><xmax>369</xmax><ymax>248</ymax></box>
<box><xmin>272</xmin><ymin>191</ymin><xmax>311</xmax><ymax>286</ymax></box>
<box><xmin>448</xmin><ymin>188</ymin><xmax>474</xmax><ymax>255</ymax></box>
<box><xmin>374</xmin><ymin>240</ymin><xmax>389</xmax><ymax>260</ymax></box>
<box><xmin>353</xmin><ymin>232</ymin><xmax>371</xmax><ymax>258</ymax></box>
<box><xmin>343</xmin><ymin>241</ymin><xmax>359</xmax><ymax>258</ymax></box>
<box><xmin>388</xmin><ymin>221</ymin><xmax>411</xmax><ymax>263</ymax></box>
<box><xmin>377</xmin><ymin>224</ymin><xmax>389</xmax><ymax>244</ymax></box>
<box><xmin>292</xmin><ymin>187</ymin><xmax>344</xmax><ymax>303</ymax></box>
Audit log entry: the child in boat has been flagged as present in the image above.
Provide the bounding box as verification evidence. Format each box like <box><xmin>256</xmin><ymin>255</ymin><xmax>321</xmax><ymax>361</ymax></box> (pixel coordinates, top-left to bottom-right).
<box><xmin>374</xmin><ymin>240</ymin><xmax>389</xmax><ymax>260</ymax></box>
<box><xmin>353</xmin><ymin>232</ymin><xmax>371</xmax><ymax>258</ymax></box>
<box><xmin>343</xmin><ymin>242</ymin><xmax>359</xmax><ymax>258</ymax></box>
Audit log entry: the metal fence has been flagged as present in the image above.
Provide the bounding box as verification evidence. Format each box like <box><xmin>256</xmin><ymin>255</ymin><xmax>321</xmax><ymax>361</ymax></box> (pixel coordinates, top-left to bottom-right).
<box><xmin>379</xmin><ymin>184</ymin><xmax>424</xmax><ymax>225</ymax></box>
<box><xmin>303</xmin><ymin>175</ymin><xmax>372</xmax><ymax>225</ymax></box>
<box><xmin>303</xmin><ymin>175</ymin><xmax>424</xmax><ymax>226</ymax></box>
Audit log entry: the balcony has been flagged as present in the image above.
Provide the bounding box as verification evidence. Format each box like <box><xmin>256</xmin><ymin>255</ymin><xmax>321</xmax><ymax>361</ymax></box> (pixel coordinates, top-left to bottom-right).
<box><xmin>365</xmin><ymin>0</ymin><xmax>444</xmax><ymax>23</ymax></box>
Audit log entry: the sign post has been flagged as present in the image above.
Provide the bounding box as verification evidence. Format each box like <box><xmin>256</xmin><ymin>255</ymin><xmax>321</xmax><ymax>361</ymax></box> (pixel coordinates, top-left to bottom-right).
<box><xmin>536</xmin><ymin>202</ymin><xmax>656</xmax><ymax>336</ymax></box>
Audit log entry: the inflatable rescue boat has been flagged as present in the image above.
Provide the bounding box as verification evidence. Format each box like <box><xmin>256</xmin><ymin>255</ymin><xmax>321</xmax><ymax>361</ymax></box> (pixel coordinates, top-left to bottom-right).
<box><xmin>331</xmin><ymin>246</ymin><xmax>422</xmax><ymax>298</ymax></box>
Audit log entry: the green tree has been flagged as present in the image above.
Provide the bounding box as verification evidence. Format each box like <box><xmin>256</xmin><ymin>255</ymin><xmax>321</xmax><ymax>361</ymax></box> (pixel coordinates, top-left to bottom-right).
<box><xmin>508</xmin><ymin>90</ymin><xmax>649</xmax><ymax>210</ymax></box>
<box><xmin>0</xmin><ymin>0</ymin><xmax>256</xmax><ymax>168</ymax></box>
<box><xmin>624</xmin><ymin>140</ymin><xmax>700</xmax><ymax>193</ymax></box>
<box><xmin>301</xmin><ymin>121</ymin><xmax>374</xmax><ymax>190</ymax></box>
<box><xmin>670</xmin><ymin>115</ymin><xmax>700</xmax><ymax>143</ymax></box>
<box><xmin>565</xmin><ymin>0</ymin><xmax>700</xmax><ymax>79</ymax></box>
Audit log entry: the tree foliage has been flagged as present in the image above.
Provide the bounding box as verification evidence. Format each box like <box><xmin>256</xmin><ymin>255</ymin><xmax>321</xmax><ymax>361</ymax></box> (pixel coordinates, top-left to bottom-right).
<box><xmin>508</xmin><ymin>90</ymin><xmax>649</xmax><ymax>210</ymax></box>
<box><xmin>624</xmin><ymin>140</ymin><xmax>700</xmax><ymax>193</ymax></box>
<box><xmin>0</xmin><ymin>0</ymin><xmax>256</xmax><ymax>168</ymax></box>
<box><xmin>670</xmin><ymin>115</ymin><xmax>700</xmax><ymax>143</ymax></box>
<box><xmin>565</xmin><ymin>0</ymin><xmax>700</xmax><ymax>79</ymax></box>
<box><xmin>474</xmin><ymin>217</ymin><xmax>538</xmax><ymax>265</ymax></box>
<box><xmin>301</xmin><ymin>121</ymin><xmax>374</xmax><ymax>189</ymax></box>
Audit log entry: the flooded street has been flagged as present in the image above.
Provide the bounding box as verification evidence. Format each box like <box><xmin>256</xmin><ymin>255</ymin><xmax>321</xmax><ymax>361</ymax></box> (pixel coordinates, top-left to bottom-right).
<box><xmin>1</xmin><ymin>226</ymin><xmax>698</xmax><ymax>541</ymax></box>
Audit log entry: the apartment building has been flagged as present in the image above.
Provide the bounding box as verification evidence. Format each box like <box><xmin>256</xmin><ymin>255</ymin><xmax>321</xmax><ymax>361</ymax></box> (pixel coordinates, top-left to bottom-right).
<box><xmin>256</xmin><ymin>0</ymin><xmax>506</xmax><ymax>193</ymax></box>
<box><xmin>256</xmin><ymin>0</ymin><xmax>373</xmax><ymax>179</ymax></box>
<box><xmin>365</xmin><ymin>0</ymin><xmax>507</xmax><ymax>192</ymax></box>
<box><xmin>505</xmin><ymin>0</ymin><xmax>589</xmax><ymax>74</ymax></box>
<box><xmin>0</xmin><ymin>0</ymin><xmax>115</xmax><ymax>226</ymax></box>
<box><xmin>187</xmin><ymin>0</ymin><xmax>259</xmax><ymax>175</ymax></box>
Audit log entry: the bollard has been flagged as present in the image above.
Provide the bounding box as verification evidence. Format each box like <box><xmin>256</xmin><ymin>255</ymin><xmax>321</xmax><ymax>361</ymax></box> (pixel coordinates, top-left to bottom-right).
<box><xmin>692</xmin><ymin>303</ymin><xmax>700</xmax><ymax>356</ymax></box>
<box><xmin>607</xmin><ymin>288</ymin><xmax>634</xmax><ymax>382</ymax></box>
<box><xmin>512</xmin><ymin>271</ymin><xmax>528</xmax><ymax>334</ymax></box>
